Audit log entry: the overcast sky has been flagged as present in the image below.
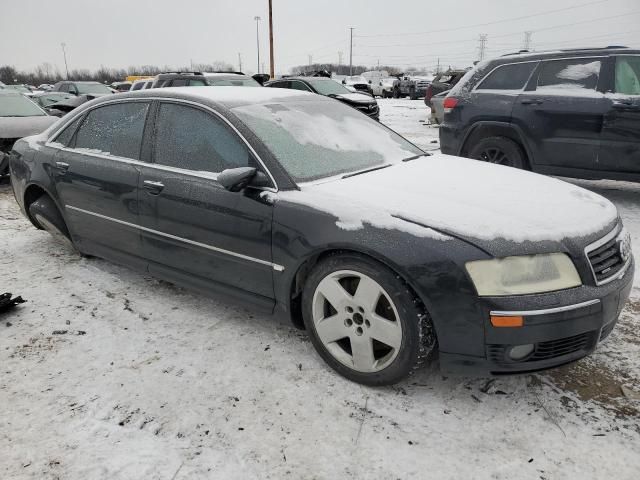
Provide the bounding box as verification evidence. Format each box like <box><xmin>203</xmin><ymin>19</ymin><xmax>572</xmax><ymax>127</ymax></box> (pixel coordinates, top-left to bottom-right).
<box><xmin>1</xmin><ymin>0</ymin><xmax>638</xmax><ymax>76</ymax></box>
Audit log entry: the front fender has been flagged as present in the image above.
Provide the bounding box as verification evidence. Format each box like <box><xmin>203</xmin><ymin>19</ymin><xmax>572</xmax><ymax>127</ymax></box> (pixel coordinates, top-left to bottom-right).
<box><xmin>272</xmin><ymin>199</ymin><xmax>490</xmax><ymax>356</ymax></box>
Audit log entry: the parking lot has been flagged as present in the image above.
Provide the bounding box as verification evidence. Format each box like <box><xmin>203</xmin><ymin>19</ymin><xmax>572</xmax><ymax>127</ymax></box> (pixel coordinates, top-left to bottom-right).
<box><xmin>0</xmin><ymin>98</ymin><xmax>638</xmax><ymax>479</ymax></box>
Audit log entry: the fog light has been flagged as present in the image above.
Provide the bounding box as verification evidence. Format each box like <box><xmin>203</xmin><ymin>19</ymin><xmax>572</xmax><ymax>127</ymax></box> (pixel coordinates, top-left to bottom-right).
<box><xmin>509</xmin><ymin>344</ymin><xmax>535</xmax><ymax>360</ymax></box>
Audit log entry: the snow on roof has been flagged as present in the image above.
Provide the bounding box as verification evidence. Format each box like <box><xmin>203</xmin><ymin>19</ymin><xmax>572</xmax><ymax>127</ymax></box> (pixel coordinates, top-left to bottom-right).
<box><xmin>148</xmin><ymin>86</ymin><xmax>317</xmax><ymax>106</ymax></box>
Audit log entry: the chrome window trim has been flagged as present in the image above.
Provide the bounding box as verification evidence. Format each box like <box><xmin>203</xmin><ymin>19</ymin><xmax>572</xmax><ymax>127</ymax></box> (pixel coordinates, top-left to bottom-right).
<box><xmin>490</xmin><ymin>299</ymin><xmax>601</xmax><ymax>317</ymax></box>
<box><xmin>44</xmin><ymin>96</ymin><xmax>279</xmax><ymax>192</ymax></box>
<box><xmin>584</xmin><ymin>225</ymin><xmax>631</xmax><ymax>286</ymax></box>
<box><xmin>66</xmin><ymin>205</ymin><xmax>285</xmax><ymax>272</ymax></box>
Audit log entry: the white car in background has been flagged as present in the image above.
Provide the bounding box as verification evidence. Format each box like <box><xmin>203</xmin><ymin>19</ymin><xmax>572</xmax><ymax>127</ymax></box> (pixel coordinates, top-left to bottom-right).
<box><xmin>130</xmin><ymin>79</ymin><xmax>154</xmax><ymax>91</ymax></box>
<box><xmin>371</xmin><ymin>77</ymin><xmax>396</xmax><ymax>98</ymax></box>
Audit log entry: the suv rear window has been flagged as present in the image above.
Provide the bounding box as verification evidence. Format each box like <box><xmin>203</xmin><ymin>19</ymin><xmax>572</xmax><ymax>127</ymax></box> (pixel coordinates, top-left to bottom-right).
<box><xmin>537</xmin><ymin>58</ymin><xmax>601</xmax><ymax>91</ymax></box>
<box><xmin>477</xmin><ymin>62</ymin><xmax>537</xmax><ymax>90</ymax></box>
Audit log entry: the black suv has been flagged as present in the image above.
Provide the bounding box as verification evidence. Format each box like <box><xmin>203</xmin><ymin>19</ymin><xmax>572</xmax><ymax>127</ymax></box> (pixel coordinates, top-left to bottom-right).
<box><xmin>265</xmin><ymin>76</ymin><xmax>380</xmax><ymax>120</ymax></box>
<box><xmin>151</xmin><ymin>71</ymin><xmax>261</xmax><ymax>88</ymax></box>
<box><xmin>440</xmin><ymin>47</ymin><xmax>640</xmax><ymax>182</ymax></box>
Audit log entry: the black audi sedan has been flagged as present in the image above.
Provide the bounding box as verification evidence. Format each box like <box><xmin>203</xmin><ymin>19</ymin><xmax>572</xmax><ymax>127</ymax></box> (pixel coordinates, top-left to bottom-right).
<box><xmin>264</xmin><ymin>77</ymin><xmax>379</xmax><ymax>120</ymax></box>
<box><xmin>8</xmin><ymin>87</ymin><xmax>633</xmax><ymax>385</ymax></box>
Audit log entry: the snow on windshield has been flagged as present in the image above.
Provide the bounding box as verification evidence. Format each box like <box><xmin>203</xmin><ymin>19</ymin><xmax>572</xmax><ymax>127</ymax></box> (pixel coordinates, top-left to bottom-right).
<box><xmin>233</xmin><ymin>100</ymin><xmax>421</xmax><ymax>182</ymax></box>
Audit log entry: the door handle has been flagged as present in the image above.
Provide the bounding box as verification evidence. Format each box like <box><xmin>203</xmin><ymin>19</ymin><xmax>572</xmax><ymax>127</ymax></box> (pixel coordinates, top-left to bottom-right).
<box><xmin>520</xmin><ymin>99</ymin><xmax>543</xmax><ymax>105</ymax></box>
<box><xmin>143</xmin><ymin>180</ymin><xmax>165</xmax><ymax>194</ymax></box>
<box><xmin>55</xmin><ymin>161</ymin><xmax>70</xmax><ymax>172</ymax></box>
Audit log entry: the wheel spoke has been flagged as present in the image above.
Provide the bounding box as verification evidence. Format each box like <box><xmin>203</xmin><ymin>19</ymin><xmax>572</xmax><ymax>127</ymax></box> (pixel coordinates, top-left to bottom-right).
<box><xmin>315</xmin><ymin>314</ymin><xmax>348</xmax><ymax>344</ymax></box>
<box><xmin>369</xmin><ymin>314</ymin><xmax>403</xmax><ymax>350</ymax></box>
<box><xmin>353</xmin><ymin>276</ymin><xmax>382</xmax><ymax>311</ymax></box>
<box><xmin>317</xmin><ymin>277</ymin><xmax>352</xmax><ymax>310</ymax></box>
<box><xmin>350</xmin><ymin>335</ymin><xmax>375</xmax><ymax>371</ymax></box>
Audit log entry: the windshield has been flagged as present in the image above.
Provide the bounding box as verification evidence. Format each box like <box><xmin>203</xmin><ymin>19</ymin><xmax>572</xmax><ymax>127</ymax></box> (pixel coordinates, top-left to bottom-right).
<box><xmin>233</xmin><ymin>99</ymin><xmax>422</xmax><ymax>182</ymax></box>
<box><xmin>206</xmin><ymin>77</ymin><xmax>260</xmax><ymax>87</ymax></box>
<box><xmin>0</xmin><ymin>93</ymin><xmax>46</xmax><ymax>117</ymax></box>
<box><xmin>76</xmin><ymin>83</ymin><xmax>112</xmax><ymax>94</ymax></box>
<box><xmin>36</xmin><ymin>93</ymin><xmax>75</xmax><ymax>107</ymax></box>
<box><xmin>306</xmin><ymin>78</ymin><xmax>351</xmax><ymax>96</ymax></box>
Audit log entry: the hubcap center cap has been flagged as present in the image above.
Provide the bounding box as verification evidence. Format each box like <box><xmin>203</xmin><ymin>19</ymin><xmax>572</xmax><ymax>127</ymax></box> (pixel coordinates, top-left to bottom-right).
<box><xmin>353</xmin><ymin>312</ymin><xmax>364</xmax><ymax>325</ymax></box>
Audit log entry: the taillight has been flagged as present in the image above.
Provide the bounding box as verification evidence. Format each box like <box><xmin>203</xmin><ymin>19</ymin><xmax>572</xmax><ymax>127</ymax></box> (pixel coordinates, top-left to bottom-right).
<box><xmin>443</xmin><ymin>97</ymin><xmax>459</xmax><ymax>113</ymax></box>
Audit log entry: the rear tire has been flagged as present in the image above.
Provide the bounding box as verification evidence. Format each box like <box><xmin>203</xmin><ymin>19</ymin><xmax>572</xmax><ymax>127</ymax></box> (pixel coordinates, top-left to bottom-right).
<box><xmin>28</xmin><ymin>195</ymin><xmax>75</xmax><ymax>249</ymax></box>
<box><xmin>468</xmin><ymin>136</ymin><xmax>525</xmax><ymax>169</ymax></box>
<box><xmin>302</xmin><ymin>253</ymin><xmax>435</xmax><ymax>386</ymax></box>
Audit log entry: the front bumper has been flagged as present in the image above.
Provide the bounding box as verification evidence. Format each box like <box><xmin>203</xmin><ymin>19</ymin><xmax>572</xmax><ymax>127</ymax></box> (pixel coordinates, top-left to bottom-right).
<box><xmin>439</xmin><ymin>258</ymin><xmax>634</xmax><ymax>376</ymax></box>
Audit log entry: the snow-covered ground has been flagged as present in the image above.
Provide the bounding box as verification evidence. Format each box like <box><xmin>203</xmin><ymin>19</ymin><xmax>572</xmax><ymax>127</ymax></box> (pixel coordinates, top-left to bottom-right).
<box><xmin>1</xmin><ymin>98</ymin><xmax>639</xmax><ymax>479</ymax></box>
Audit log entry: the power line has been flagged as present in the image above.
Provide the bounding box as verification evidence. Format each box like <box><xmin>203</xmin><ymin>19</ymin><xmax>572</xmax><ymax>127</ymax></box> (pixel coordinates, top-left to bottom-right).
<box><xmin>354</xmin><ymin>0</ymin><xmax>610</xmax><ymax>38</ymax></box>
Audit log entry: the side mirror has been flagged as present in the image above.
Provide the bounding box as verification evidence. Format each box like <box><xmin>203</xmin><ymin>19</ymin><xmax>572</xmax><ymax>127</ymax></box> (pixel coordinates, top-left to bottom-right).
<box><xmin>218</xmin><ymin>167</ymin><xmax>257</xmax><ymax>192</ymax></box>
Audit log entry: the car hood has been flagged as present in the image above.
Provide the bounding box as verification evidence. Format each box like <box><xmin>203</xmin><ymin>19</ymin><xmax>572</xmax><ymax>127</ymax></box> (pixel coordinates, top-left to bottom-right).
<box><xmin>331</xmin><ymin>93</ymin><xmax>375</xmax><ymax>104</ymax></box>
<box><xmin>280</xmin><ymin>154</ymin><xmax>618</xmax><ymax>255</ymax></box>
<box><xmin>0</xmin><ymin>115</ymin><xmax>57</xmax><ymax>139</ymax></box>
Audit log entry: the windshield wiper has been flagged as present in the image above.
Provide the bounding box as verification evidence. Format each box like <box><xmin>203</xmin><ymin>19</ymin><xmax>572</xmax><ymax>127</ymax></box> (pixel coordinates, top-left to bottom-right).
<box><xmin>402</xmin><ymin>153</ymin><xmax>430</xmax><ymax>162</ymax></box>
<box><xmin>342</xmin><ymin>164</ymin><xmax>391</xmax><ymax>179</ymax></box>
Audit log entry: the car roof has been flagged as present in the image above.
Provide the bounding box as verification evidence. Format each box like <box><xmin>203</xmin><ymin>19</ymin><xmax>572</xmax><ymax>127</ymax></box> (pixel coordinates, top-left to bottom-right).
<box><xmin>89</xmin><ymin>85</ymin><xmax>321</xmax><ymax>109</ymax></box>
<box><xmin>496</xmin><ymin>46</ymin><xmax>638</xmax><ymax>62</ymax></box>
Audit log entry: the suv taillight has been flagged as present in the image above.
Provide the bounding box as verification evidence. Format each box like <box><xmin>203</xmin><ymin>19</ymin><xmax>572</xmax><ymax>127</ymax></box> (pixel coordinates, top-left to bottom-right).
<box><xmin>443</xmin><ymin>97</ymin><xmax>459</xmax><ymax>113</ymax></box>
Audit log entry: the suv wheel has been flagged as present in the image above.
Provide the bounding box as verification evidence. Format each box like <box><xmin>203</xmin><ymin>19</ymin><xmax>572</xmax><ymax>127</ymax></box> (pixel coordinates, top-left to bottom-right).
<box><xmin>301</xmin><ymin>253</ymin><xmax>435</xmax><ymax>386</ymax></box>
<box><xmin>468</xmin><ymin>136</ymin><xmax>525</xmax><ymax>169</ymax></box>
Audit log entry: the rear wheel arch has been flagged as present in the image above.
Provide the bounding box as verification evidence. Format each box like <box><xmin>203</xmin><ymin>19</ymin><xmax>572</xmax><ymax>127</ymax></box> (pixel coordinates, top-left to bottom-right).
<box><xmin>461</xmin><ymin>122</ymin><xmax>533</xmax><ymax>170</ymax></box>
<box><xmin>23</xmin><ymin>183</ymin><xmax>68</xmax><ymax>230</ymax></box>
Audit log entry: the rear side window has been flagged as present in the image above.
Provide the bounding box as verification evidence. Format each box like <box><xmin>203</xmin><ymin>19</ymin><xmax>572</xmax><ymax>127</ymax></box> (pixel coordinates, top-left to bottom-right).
<box><xmin>52</xmin><ymin>116</ymin><xmax>82</xmax><ymax>146</ymax></box>
<box><xmin>477</xmin><ymin>62</ymin><xmax>537</xmax><ymax>90</ymax></box>
<box><xmin>153</xmin><ymin>103</ymin><xmax>250</xmax><ymax>174</ymax></box>
<box><xmin>268</xmin><ymin>81</ymin><xmax>290</xmax><ymax>89</ymax></box>
<box><xmin>170</xmin><ymin>79</ymin><xmax>188</xmax><ymax>87</ymax></box>
<box><xmin>188</xmin><ymin>79</ymin><xmax>207</xmax><ymax>87</ymax></box>
<box><xmin>537</xmin><ymin>58</ymin><xmax>601</xmax><ymax>91</ymax></box>
<box><xmin>74</xmin><ymin>102</ymin><xmax>149</xmax><ymax>159</ymax></box>
<box><xmin>130</xmin><ymin>82</ymin><xmax>143</xmax><ymax>91</ymax></box>
<box><xmin>615</xmin><ymin>56</ymin><xmax>640</xmax><ymax>95</ymax></box>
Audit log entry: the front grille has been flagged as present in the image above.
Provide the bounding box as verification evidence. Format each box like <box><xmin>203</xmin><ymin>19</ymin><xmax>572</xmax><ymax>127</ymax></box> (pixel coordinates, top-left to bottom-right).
<box><xmin>586</xmin><ymin>232</ymin><xmax>625</xmax><ymax>284</ymax></box>
<box><xmin>487</xmin><ymin>331</ymin><xmax>593</xmax><ymax>365</ymax></box>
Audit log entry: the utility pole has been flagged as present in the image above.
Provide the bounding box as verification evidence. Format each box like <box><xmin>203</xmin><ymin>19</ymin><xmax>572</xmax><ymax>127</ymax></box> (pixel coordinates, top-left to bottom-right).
<box><xmin>377</xmin><ymin>59</ymin><xmax>380</xmax><ymax>70</ymax></box>
<box><xmin>478</xmin><ymin>34</ymin><xmax>488</xmax><ymax>61</ymax></box>
<box><xmin>523</xmin><ymin>31</ymin><xmax>533</xmax><ymax>51</ymax></box>
<box><xmin>262</xmin><ymin>62</ymin><xmax>266</xmax><ymax>74</ymax></box>
<box><xmin>268</xmin><ymin>0</ymin><xmax>275</xmax><ymax>78</ymax></box>
<box><xmin>349</xmin><ymin>27</ymin><xmax>354</xmax><ymax>76</ymax></box>
<box><xmin>238</xmin><ymin>52</ymin><xmax>242</xmax><ymax>72</ymax></box>
<box><xmin>254</xmin><ymin>16</ymin><xmax>261</xmax><ymax>73</ymax></box>
<box><xmin>436</xmin><ymin>58</ymin><xmax>440</xmax><ymax>74</ymax></box>
<box><xmin>61</xmin><ymin>42</ymin><xmax>69</xmax><ymax>79</ymax></box>
<box><xmin>308</xmin><ymin>55</ymin><xmax>312</xmax><ymax>66</ymax></box>
<box><xmin>338</xmin><ymin>51</ymin><xmax>343</xmax><ymax>66</ymax></box>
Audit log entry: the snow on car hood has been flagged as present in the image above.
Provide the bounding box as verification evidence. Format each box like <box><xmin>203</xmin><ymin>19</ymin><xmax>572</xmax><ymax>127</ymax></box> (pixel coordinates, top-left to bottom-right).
<box><xmin>281</xmin><ymin>154</ymin><xmax>618</xmax><ymax>249</ymax></box>
<box><xmin>333</xmin><ymin>93</ymin><xmax>375</xmax><ymax>104</ymax></box>
<box><xmin>0</xmin><ymin>115</ymin><xmax>58</xmax><ymax>139</ymax></box>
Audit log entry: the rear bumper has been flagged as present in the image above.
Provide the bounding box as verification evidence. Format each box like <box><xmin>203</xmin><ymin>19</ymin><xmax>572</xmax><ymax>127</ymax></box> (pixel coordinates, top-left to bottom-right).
<box><xmin>438</xmin><ymin>123</ymin><xmax>463</xmax><ymax>155</ymax></box>
<box><xmin>439</xmin><ymin>259</ymin><xmax>634</xmax><ymax>376</ymax></box>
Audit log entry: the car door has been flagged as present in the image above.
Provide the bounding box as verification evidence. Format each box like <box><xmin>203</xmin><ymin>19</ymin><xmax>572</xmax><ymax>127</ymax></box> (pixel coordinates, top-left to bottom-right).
<box><xmin>137</xmin><ymin>100</ymin><xmax>276</xmax><ymax>305</ymax></box>
<box><xmin>49</xmin><ymin>100</ymin><xmax>150</xmax><ymax>265</ymax></box>
<box><xmin>512</xmin><ymin>56</ymin><xmax>608</xmax><ymax>170</ymax></box>
<box><xmin>599</xmin><ymin>54</ymin><xmax>640</xmax><ymax>174</ymax></box>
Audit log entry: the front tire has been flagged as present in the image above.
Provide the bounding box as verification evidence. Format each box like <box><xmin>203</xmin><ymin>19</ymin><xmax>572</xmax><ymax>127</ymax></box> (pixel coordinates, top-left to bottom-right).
<box><xmin>468</xmin><ymin>136</ymin><xmax>525</xmax><ymax>169</ymax></box>
<box><xmin>302</xmin><ymin>253</ymin><xmax>435</xmax><ymax>386</ymax></box>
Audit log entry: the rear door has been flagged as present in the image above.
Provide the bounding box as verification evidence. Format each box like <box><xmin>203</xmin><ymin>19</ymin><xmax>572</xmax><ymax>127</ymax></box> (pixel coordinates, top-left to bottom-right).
<box><xmin>470</xmin><ymin>60</ymin><xmax>538</xmax><ymax>124</ymax></box>
<box><xmin>50</xmin><ymin>100</ymin><xmax>150</xmax><ymax>264</ymax></box>
<box><xmin>137</xmin><ymin>101</ymin><xmax>276</xmax><ymax>305</ymax></box>
<box><xmin>512</xmin><ymin>56</ymin><xmax>607</xmax><ymax>170</ymax></box>
<box><xmin>599</xmin><ymin>55</ymin><xmax>640</xmax><ymax>174</ymax></box>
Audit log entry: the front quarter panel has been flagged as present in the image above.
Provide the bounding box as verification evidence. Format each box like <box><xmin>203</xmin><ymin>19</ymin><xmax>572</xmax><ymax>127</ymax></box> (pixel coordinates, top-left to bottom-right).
<box><xmin>271</xmin><ymin>194</ymin><xmax>491</xmax><ymax>357</ymax></box>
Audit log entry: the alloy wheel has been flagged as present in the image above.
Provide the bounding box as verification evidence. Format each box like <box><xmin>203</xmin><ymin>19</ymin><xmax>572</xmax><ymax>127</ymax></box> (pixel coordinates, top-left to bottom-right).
<box><xmin>477</xmin><ymin>147</ymin><xmax>510</xmax><ymax>166</ymax></box>
<box><xmin>311</xmin><ymin>270</ymin><xmax>403</xmax><ymax>373</ymax></box>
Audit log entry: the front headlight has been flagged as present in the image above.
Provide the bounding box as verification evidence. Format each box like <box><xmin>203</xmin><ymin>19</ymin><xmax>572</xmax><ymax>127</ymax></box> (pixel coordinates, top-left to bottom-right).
<box><xmin>466</xmin><ymin>253</ymin><xmax>581</xmax><ymax>296</ymax></box>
